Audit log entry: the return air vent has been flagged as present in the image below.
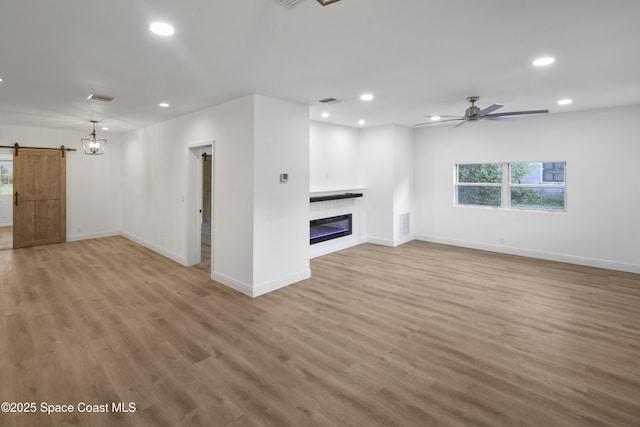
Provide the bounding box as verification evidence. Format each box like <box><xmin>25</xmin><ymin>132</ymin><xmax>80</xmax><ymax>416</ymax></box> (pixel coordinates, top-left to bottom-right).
<box><xmin>273</xmin><ymin>0</ymin><xmax>307</xmax><ymax>8</ymax></box>
<box><xmin>87</xmin><ymin>93</ymin><xmax>115</xmax><ymax>102</ymax></box>
<box><xmin>318</xmin><ymin>97</ymin><xmax>342</xmax><ymax>104</ymax></box>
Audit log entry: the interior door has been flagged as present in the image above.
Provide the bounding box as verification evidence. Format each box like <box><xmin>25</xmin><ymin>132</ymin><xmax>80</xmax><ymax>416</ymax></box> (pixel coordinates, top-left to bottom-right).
<box><xmin>0</xmin><ymin>159</ymin><xmax>13</xmax><ymax>227</ymax></box>
<box><xmin>13</xmin><ymin>148</ymin><xmax>66</xmax><ymax>248</ymax></box>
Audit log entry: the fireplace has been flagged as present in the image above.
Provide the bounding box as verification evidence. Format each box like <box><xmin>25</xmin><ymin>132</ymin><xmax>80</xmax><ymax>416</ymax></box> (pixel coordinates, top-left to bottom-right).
<box><xmin>310</xmin><ymin>214</ymin><xmax>352</xmax><ymax>244</ymax></box>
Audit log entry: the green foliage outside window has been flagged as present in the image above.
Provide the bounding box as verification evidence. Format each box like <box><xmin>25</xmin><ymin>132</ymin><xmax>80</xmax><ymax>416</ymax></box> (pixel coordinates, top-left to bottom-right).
<box><xmin>458</xmin><ymin>163</ymin><xmax>502</xmax><ymax>183</ymax></box>
<box><xmin>457</xmin><ymin>162</ymin><xmax>566</xmax><ymax>211</ymax></box>
<box><xmin>0</xmin><ymin>164</ymin><xmax>13</xmax><ymax>196</ymax></box>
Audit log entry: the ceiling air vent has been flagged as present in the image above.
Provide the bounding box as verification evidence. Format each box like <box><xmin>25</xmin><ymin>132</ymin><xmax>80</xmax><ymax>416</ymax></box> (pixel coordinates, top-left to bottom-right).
<box><xmin>318</xmin><ymin>97</ymin><xmax>342</xmax><ymax>104</ymax></box>
<box><xmin>273</xmin><ymin>0</ymin><xmax>307</xmax><ymax>8</ymax></box>
<box><xmin>87</xmin><ymin>93</ymin><xmax>115</xmax><ymax>102</ymax></box>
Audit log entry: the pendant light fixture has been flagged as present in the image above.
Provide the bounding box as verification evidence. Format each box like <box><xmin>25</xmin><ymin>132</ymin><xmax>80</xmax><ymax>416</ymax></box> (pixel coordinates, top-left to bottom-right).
<box><xmin>81</xmin><ymin>120</ymin><xmax>106</xmax><ymax>155</ymax></box>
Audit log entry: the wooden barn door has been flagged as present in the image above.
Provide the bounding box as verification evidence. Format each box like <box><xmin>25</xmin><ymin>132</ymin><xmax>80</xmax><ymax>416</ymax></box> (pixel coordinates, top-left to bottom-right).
<box><xmin>13</xmin><ymin>148</ymin><xmax>66</xmax><ymax>248</ymax></box>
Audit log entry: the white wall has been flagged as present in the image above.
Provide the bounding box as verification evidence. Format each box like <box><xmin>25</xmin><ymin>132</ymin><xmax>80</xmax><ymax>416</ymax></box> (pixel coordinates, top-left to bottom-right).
<box><xmin>361</xmin><ymin>125</ymin><xmax>415</xmax><ymax>247</ymax></box>
<box><xmin>253</xmin><ymin>95</ymin><xmax>310</xmax><ymax>295</ymax></box>
<box><xmin>413</xmin><ymin>104</ymin><xmax>640</xmax><ymax>273</ymax></box>
<box><xmin>122</xmin><ymin>96</ymin><xmax>255</xmax><ymax>288</ymax></box>
<box><xmin>121</xmin><ymin>94</ymin><xmax>310</xmax><ymax>297</ymax></box>
<box><xmin>362</xmin><ymin>126</ymin><xmax>395</xmax><ymax>244</ymax></box>
<box><xmin>310</xmin><ymin>121</ymin><xmax>364</xmax><ymax>192</ymax></box>
<box><xmin>0</xmin><ymin>124</ymin><xmax>122</xmax><ymax>240</ymax></box>
<box><xmin>392</xmin><ymin>126</ymin><xmax>414</xmax><ymax>245</ymax></box>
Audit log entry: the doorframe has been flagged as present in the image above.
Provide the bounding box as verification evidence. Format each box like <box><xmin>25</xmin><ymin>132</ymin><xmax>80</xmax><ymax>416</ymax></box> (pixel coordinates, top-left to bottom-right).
<box><xmin>186</xmin><ymin>140</ymin><xmax>214</xmax><ymax>266</ymax></box>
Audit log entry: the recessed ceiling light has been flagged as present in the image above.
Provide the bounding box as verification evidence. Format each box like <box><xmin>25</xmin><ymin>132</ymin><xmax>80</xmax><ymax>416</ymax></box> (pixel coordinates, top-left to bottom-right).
<box><xmin>321</xmin><ymin>112</ymin><xmax>329</xmax><ymax>118</ymax></box>
<box><xmin>159</xmin><ymin>102</ymin><xmax>170</xmax><ymax>108</ymax></box>
<box><xmin>557</xmin><ymin>98</ymin><xmax>573</xmax><ymax>105</ymax></box>
<box><xmin>533</xmin><ymin>57</ymin><xmax>555</xmax><ymax>67</ymax></box>
<box><xmin>101</xmin><ymin>127</ymin><xmax>109</xmax><ymax>131</ymax></box>
<box><xmin>358</xmin><ymin>119</ymin><xmax>366</xmax><ymax>126</ymax></box>
<box><xmin>150</xmin><ymin>22</ymin><xmax>175</xmax><ymax>36</ymax></box>
<box><xmin>430</xmin><ymin>116</ymin><xmax>441</xmax><ymax>121</ymax></box>
<box><xmin>360</xmin><ymin>93</ymin><xmax>374</xmax><ymax>101</ymax></box>
<box><xmin>0</xmin><ymin>77</ymin><xmax>3</xmax><ymax>83</ymax></box>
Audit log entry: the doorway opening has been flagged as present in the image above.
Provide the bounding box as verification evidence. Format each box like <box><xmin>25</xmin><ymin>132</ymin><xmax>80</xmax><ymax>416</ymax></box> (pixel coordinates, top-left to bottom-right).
<box><xmin>186</xmin><ymin>142</ymin><xmax>214</xmax><ymax>267</ymax></box>
<box><xmin>0</xmin><ymin>151</ymin><xmax>13</xmax><ymax>251</ymax></box>
<box><xmin>201</xmin><ymin>151</ymin><xmax>212</xmax><ymax>263</ymax></box>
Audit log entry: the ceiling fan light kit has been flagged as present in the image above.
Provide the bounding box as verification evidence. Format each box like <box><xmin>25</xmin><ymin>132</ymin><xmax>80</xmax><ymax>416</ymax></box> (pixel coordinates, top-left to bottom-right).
<box><xmin>415</xmin><ymin>96</ymin><xmax>549</xmax><ymax>128</ymax></box>
<box><xmin>317</xmin><ymin>0</ymin><xmax>341</xmax><ymax>5</ymax></box>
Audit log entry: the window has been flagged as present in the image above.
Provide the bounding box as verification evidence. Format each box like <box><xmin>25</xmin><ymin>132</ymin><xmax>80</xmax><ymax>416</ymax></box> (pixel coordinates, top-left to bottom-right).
<box><xmin>456</xmin><ymin>163</ymin><xmax>502</xmax><ymax>207</ymax></box>
<box><xmin>0</xmin><ymin>162</ymin><xmax>13</xmax><ymax>196</ymax></box>
<box><xmin>456</xmin><ymin>162</ymin><xmax>566</xmax><ymax>212</ymax></box>
<box><xmin>510</xmin><ymin>162</ymin><xmax>565</xmax><ymax>211</ymax></box>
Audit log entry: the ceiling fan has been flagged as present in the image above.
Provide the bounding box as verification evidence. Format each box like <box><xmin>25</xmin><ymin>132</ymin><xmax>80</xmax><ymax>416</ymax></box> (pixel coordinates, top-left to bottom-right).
<box><xmin>415</xmin><ymin>96</ymin><xmax>549</xmax><ymax>128</ymax></box>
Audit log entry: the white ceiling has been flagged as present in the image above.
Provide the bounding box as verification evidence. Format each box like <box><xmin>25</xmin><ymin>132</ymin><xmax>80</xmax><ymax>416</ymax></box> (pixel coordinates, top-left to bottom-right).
<box><xmin>1</xmin><ymin>0</ymin><xmax>639</xmax><ymax>133</ymax></box>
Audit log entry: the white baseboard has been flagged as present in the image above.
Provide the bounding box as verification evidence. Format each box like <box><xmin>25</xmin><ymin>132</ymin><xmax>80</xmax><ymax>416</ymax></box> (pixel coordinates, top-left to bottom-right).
<box><xmin>367</xmin><ymin>237</ymin><xmax>395</xmax><ymax>247</ymax></box>
<box><xmin>368</xmin><ymin>235</ymin><xmax>415</xmax><ymax>248</ymax></box>
<box><xmin>67</xmin><ymin>230</ymin><xmax>121</xmax><ymax>242</ymax></box>
<box><xmin>211</xmin><ymin>271</ymin><xmax>254</xmax><ymax>297</ymax></box>
<box><xmin>253</xmin><ymin>269</ymin><xmax>311</xmax><ymax>297</ymax></box>
<box><xmin>310</xmin><ymin>236</ymin><xmax>367</xmax><ymax>258</ymax></box>
<box><xmin>416</xmin><ymin>234</ymin><xmax>640</xmax><ymax>274</ymax></box>
<box><xmin>121</xmin><ymin>231</ymin><xmax>186</xmax><ymax>265</ymax></box>
<box><xmin>212</xmin><ymin>269</ymin><xmax>311</xmax><ymax>298</ymax></box>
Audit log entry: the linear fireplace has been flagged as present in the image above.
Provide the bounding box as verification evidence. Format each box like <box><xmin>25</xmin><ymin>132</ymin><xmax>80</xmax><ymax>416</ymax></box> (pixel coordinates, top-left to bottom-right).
<box><xmin>310</xmin><ymin>214</ymin><xmax>352</xmax><ymax>244</ymax></box>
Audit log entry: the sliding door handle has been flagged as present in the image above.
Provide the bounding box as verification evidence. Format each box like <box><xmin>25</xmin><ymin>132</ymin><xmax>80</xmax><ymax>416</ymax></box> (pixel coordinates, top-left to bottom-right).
<box><xmin>14</xmin><ymin>191</ymin><xmax>18</xmax><ymax>206</ymax></box>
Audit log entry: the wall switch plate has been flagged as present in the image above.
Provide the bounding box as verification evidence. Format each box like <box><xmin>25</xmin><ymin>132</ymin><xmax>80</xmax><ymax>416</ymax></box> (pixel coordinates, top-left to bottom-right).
<box><xmin>280</xmin><ymin>173</ymin><xmax>288</xmax><ymax>183</ymax></box>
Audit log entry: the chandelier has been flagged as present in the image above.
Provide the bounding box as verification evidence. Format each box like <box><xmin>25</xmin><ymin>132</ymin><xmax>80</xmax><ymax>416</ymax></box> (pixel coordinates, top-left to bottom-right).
<box><xmin>81</xmin><ymin>120</ymin><xmax>106</xmax><ymax>155</ymax></box>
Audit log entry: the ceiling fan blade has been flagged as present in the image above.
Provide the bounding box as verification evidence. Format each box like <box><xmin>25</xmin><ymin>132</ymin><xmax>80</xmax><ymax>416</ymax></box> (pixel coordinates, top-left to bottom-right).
<box><xmin>478</xmin><ymin>104</ymin><xmax>503</xmax><ymax>117</ymax></box>
<box><xmin>414</xmin><ymin>118</ymin><xmax>464</xmax><ymax>126</ymax></box>
<box><xmin>453</xmin><ymin>120</ymin><xmax>467</xmax><ymax>128</ymax></box>
<box><xmin>484</xmin><ymin>109</ymin><xmax>549</xmax><ymax>118</ymax></box>
<box><xmin>485</xmin><ymin>116</ymin><xmax>515</xmax><ymax>122</ymax></box>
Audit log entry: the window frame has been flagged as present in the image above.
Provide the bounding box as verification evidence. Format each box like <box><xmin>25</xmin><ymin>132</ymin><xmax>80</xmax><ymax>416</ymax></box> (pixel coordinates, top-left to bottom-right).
<box><xmin>508</xmin><ymin>162</ymin><xmax>566</xmax><ymax>212</ymax></box>
<box><xmin>455</xmin><ymin>163</ymin><xmax>504</xmax><ymax>208</ymax></box>
<box><xmin>455</xmin><ymin>162</ymin><xmax>567</xmax><ymax>212</ymax></box>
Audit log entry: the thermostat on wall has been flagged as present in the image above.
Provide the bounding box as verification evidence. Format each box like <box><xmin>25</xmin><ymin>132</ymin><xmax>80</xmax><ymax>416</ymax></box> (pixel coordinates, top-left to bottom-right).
<box><xmin>280</xmin><ymin>173</ymin><xmax>288</xmax><ymax>183</ymax></box>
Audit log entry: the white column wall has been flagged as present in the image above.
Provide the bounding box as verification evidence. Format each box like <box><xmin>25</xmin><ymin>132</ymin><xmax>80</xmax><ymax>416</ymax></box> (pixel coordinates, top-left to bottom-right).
<box><xmin>361</xmin><ymin>126</ymin><xmax>395</xmax><ymax>245</ymax></box>
<box><xmin>252</xmin><ymin>95</ymin><xmax>310</xmax><ymax>296</ymax></box>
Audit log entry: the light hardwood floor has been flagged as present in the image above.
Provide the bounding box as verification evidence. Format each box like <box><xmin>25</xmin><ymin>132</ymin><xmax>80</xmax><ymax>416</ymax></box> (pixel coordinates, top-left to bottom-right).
<box><xmin>1</xmin><ymin>237</ymin><xmax>639</xmax><ymax>426</ymax></box>
<box><xmin>0</xmin><ymin>226</ymin><xmax>11</xmax><ymax>250</ymax></box>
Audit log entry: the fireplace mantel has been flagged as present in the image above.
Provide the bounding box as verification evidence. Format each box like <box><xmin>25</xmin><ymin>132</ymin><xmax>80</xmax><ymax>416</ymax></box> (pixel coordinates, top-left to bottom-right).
<box><xmin>310</xmin><ymin>192</ymin><xmax>363</xmax><ymax>203</ymax></box>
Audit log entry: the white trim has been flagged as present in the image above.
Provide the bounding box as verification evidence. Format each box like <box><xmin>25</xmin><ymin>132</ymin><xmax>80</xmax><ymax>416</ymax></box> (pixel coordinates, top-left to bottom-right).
<box><xmin>310</xmin><ymin>236</ymin><xmax>366</xmax><ymax>258</ymax></box>
<box><xmin>393</xmin><ymin>235</ymin><xmax>415</xmax><ymax>247</ymax></box>
<box><xmin>367</xmin><ymin>237</ymin><xmax>395</xmax><ymax>247</ymax></box>
<box><xmin>211</xmin><ymin>271</ymin><xmax>254</xmax><ymax>297</ymax></box>
<box><xmin>416</xmin><ymin>234</ymin><xmax>640</xmax><ymax>274</ymax></box>
<box><xmin>368</xmin><ymin>235</ymin><xmax>416</xmax><ymax>248</ymax></box>
<box><xmin>121</xmin><ymin>231</ymin><xmax>186</xmax><ymax>265</ymax></box>
<box><xmin>67</xmin><ymin>230</ymin><xmax>121</xmax><ymax>242</ymax></box>
<box><xmin>186</xmin><ymin>139</ymin><xmax>215</xmax><ymax>148</ymax></box>
<box><xmin>253</xmin><ymin>269</ymin><xmax>311</xmax><ymax>297</ymax></box>
<box><xmin>212</xmin><ymin>269</ymin><xmax>311</xmax><ymax>298</ymax></box>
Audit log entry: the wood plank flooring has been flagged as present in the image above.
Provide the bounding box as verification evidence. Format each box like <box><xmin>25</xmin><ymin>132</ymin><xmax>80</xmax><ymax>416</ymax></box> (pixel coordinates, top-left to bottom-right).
<box><xmin>1</xmin><ymin>237</ymin><xmax>639</xmax><ymax>426</ymax></box>
<box><xmin>0</xmin><ymin>226</ymin><xmax>11</xmax><ymax>251</ymax></box>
